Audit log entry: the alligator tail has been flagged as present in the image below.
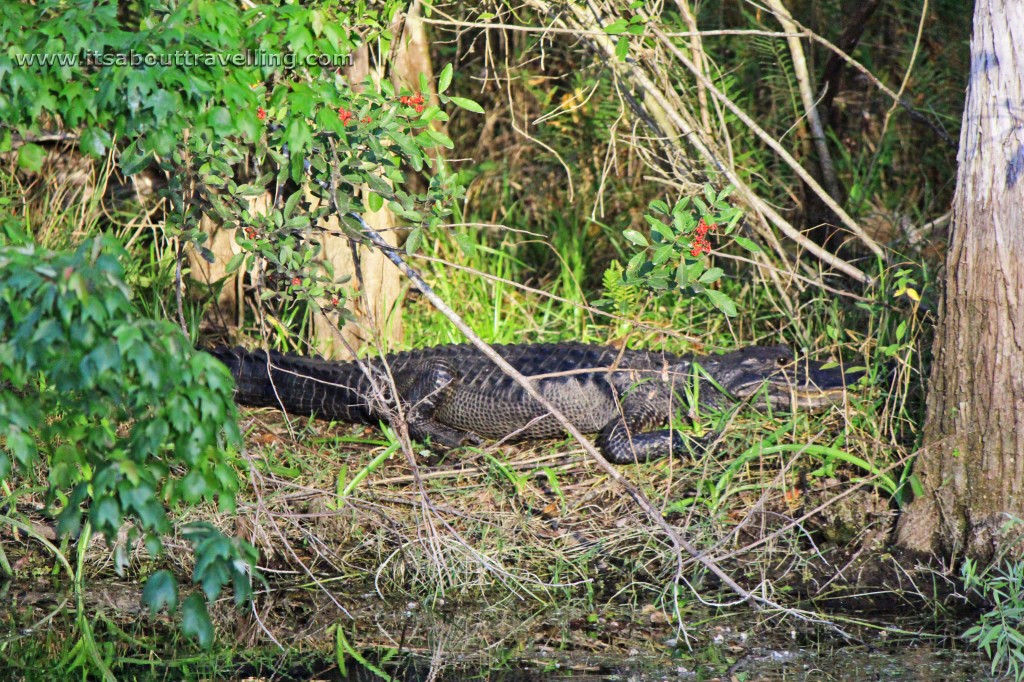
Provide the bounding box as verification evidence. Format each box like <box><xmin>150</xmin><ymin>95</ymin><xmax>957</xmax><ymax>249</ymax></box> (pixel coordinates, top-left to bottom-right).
<box><xmin>206</xmin><ymin>346</ymin><xmax>373</xmax><ymax>422</ymax></box>
<box><xmin>207</xmin><ymin>346</ymin><xmax>281</xmax><ymax>409</ymax></box>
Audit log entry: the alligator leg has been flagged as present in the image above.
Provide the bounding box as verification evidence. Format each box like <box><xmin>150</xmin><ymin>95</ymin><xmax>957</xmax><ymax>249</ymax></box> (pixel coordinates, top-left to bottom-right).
<box><xmin>401</xmin><ymin>363</ymin><xmax>482</xmax><ymax>448</ymax></box>
<box><xmin>597</xmin><ymin>418</ymin><xmax>688</xmax><ymax>464</ymax></box>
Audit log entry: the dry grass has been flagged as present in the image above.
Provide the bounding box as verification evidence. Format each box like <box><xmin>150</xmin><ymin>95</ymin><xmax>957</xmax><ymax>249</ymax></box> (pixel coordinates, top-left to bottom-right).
<box><xmin>117</xmin><ymin>393</ymin><xmax>902</xmax><ymax>626</ymax></box>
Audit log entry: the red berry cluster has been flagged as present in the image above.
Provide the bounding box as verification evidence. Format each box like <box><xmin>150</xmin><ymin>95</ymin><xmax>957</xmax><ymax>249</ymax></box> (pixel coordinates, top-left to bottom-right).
<box><xmin>291</xmin><ymin>276</ymin><xmax>301</xmax><ymax>286</ymax></box>
<box><xmin>256</xmin><ymin>106</ymin><xmax>267</xmax><ymax>121</ymax></box>
<box><xmin>689</xmin><ymin>218</ymin><xmax>715</xmax><ymax>257</ymax></box>
<box><xmin>339</xmin><ymin>108</ymin><xmax>373</xmax><ymax>126</ymax></box>
<box><xmin>400</xmin><ymin>92</ymin><xmax>425</xmax><ymax>113</ymax></box>
<box><xmin>243</xmin><ymin>226</ymin><xmax>258</xmax><ymax>239</ymax></box>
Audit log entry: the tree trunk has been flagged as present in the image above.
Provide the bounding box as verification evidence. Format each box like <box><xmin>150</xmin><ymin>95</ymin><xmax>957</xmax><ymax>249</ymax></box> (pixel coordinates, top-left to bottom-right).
<box><xmin>187</xmin><ymin>192</ymin><xmax>272</xmax><ymax>333</ymax></box>
<box><xmin>895</xmin><ymin>0</ymin><xmax>1024</xmax><ymax>561</ymax></box>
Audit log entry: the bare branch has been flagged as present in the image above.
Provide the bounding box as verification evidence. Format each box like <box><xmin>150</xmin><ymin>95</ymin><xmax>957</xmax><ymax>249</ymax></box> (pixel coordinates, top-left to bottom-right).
<box><xmin>765</xmin><ymin>0</ymin><xmax>841</xmax><ymax>200</ymax></box>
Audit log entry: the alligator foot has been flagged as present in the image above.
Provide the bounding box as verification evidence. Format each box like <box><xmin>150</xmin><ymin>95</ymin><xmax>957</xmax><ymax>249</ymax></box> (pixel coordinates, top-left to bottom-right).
<box><xmin>409</xmin><ymin>419</ymin><xmax>483</xmax><ymax>449</ymax></box>
<box><xmin>598</xmin><ymin>419</ymin><xmax>691</xmax><ymax>464</ymax></box>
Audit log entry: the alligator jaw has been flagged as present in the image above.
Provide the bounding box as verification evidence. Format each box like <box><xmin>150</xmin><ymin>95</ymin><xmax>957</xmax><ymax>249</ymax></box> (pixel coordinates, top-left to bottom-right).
<box><xmin>775</xmin><ymin>383</ymin><xmax>853</xmax><ymax>411</ymax></box>
<box><xmin>729</xmin><ymin>378</ymin><xmax>855</xmax><ymax>412</ymax></box>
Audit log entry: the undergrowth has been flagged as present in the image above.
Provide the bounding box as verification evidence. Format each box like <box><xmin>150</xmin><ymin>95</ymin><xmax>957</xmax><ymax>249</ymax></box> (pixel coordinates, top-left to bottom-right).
<box><xmin>0</xmin><ymin>0</ymin><xmax>969</xmax><ymax>676</ymax></box>
<box><xmin>1</xmin><ymin>142</ymin><xmax>930</xmax><ymax>634</ymax></box>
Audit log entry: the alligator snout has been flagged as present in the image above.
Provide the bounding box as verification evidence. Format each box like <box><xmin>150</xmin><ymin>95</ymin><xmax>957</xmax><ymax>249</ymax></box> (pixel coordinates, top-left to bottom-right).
<box><xmin>712</xmin><ymin>345</ymin><xmax>865</xmax><ymax>412</ymax></box>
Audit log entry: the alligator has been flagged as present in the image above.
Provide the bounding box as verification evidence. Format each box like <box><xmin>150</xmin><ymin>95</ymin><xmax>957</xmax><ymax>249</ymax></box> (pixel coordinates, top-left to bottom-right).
<box><xmin>208</xmin><ymin>343</ymin><xmax>860</xmax><ymax>464</ymax></box>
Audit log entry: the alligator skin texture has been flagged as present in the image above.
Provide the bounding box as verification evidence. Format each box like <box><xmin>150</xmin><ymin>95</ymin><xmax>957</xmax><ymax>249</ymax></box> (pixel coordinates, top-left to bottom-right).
<box><xmin>208</xmin><ymin>343</ymin><xmax>854</xmax><ymax>464</ymax></box>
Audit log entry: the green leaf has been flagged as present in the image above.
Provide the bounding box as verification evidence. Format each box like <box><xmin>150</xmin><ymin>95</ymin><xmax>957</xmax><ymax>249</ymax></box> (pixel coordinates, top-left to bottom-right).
<box><xmin>149</xmin><ymin>89</ymin><xmax>177</xmax><ymax>123</ymax></box>
<box><xmin>645</xmin><ymin>216</ymin><xmax>673</xmax><ymax>242</ymax></box>
<box><xmin>685</xmin><ymin>259</ymin><xmax>705</xmax><ymax>283</ymax></box>
<box><xmin>182</xmin><ymin>593</ymin><xmax>215</xmax><ymax>649</ymax></box>
<box><xmin>418</xmin><ymin>104</ymin><xmax>442</xmax><ymax>122</ymax></box>
<box><xmin>732</xmin><ymin>236</ymin><xmax>762</xmax><ymax>254</ymax></box>
<box><xmin>675</xmin><ymin>260</ymin><xmax>689</xmax><ymax>288</ymax></box>
<box><xmin>447</xmin><ymin>96</ymin><xmax>484</xmax><ymax>114</ymax></box>
<box><xmin>80</xmin><ymin>128</ymin><xmax>111</xmax><ymax>158</ymax></box>
<box><xmin>652</xmin><ymin>244</ymin><xmax>674</xmax><ymax>265</ymax></box>
<box><xmin>208</xmin><ymin>107</ymin><xmax>233</xmax><ymax>135</ymax></box>
<box><xmin>225</xmin><ymin>252</ymin><xmax>245</xmax><ymax>273</ymax></box>
<box><xmin>6</xmin><ymin>428</ymin><xmax>37</xmax><ymax>467</ymax></box>
<box><xmin>423</xmin><ymin>129</ymin><xmax>454</xmax><ymax>149</ymax></box>
<box><xmin>622</xmin><ymin>229</ymin><xmax>648</xmax><ymax>247</ymax></box>
<box><xmin>285</xmin><ymin>118</ymin><xmax>313</xmax><ymax>157</ymax></box>
<box><xmin>438</xmin><ymin>63</ymin><xmax>453</xmax><ymax>94</ymax></box>
<box><xmin>604</xmin><ymin>19</ymin><xmax>628</xmax><ymax>34</ymax></box>
<box><xmin>698</xmin><ymin>267</ymin><xmax>723</xmax><ymax>284</ymax></box>
<box><xmin>91</xmin><ymin>497</ymin><xmax>121</xmax><ymax>536</ymax></box>
<box><xmin>17</xmin><ymin>144</ymin><xmax>45</xmax><ymax>172</ymax></box>
<box><xmin>649</xmin><ymin>199</ymin><xmax>670</xmax><ymax>215</ymax></box>
<box><xmin>615</xmin><ymin>36</ymin><xmax>629</xmax><ymax>61</ymax></box>
<box><xmin>626</xmin><ymin>251</ymin><xmax>645</xmax><ymax>275</ymax></box>
<box><xmin>368</xmin><ymin>192</ymin><xmax>384</xmax><ymax>212</ymax></box>
<box><xmin>180</xmin><ymin>470</ymin><xmax>208</xmax><ymax>503</ymax></box>
<box><xmin>704</xmin><ymin>289</ymin><xmax>738</xmax><ymax>317</ymax></box>
<box><xmin>142</xmin><ymin>570</ymin><xmax>179</xmax><ymax>616</ymax></box>
<box><xmin>405</xmin><ymin>227</ymin><xmax>423</xmax><ymax>254</ymax></box>
<box><xmin>454</xmin><ymin>231</ymin><xmax>476</xmax><ymax>256</ymax></box>
<box><xmin>310</xmin><ymin>9</ymin><xmax>325</xmax><ymax>36</ymax></box>
<box><xmin>284</xmin><ymin>189</ymin><xmax>303</xmax><ymax>219</ymax></box>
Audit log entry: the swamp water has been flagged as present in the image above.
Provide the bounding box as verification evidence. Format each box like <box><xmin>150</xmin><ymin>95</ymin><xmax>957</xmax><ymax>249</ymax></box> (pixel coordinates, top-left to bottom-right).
<box><xmin>0</xmin><ymin>581</ymin><xmax>995</xmax><ymax>681</ymax></box>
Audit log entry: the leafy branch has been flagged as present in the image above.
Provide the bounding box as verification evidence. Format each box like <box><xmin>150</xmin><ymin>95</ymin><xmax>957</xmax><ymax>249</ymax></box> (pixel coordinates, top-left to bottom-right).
<box><xmin>0</xmin><ymin>237</ymin><xmax>254</xmax><ymax>645</ymax></box>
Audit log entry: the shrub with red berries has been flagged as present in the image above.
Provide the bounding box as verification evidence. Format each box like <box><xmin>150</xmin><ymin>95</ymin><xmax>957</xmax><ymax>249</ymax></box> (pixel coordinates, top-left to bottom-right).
<box><xmin>619</xmin><ymin>186</ymin><xmax>744</xmax><ymax>318</ymax></box>
<box><xmin>222</xmin><ymin>63</ymin><xmax>483</xmax><ymax>316</ymax></box>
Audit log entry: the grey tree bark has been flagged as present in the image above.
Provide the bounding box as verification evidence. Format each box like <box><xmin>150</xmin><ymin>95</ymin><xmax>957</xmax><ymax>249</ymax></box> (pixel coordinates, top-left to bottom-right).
<box><xmin>895</xmin><ymin>0</ymin><xmax>1024</xmax><ymax>560</ymax></box>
